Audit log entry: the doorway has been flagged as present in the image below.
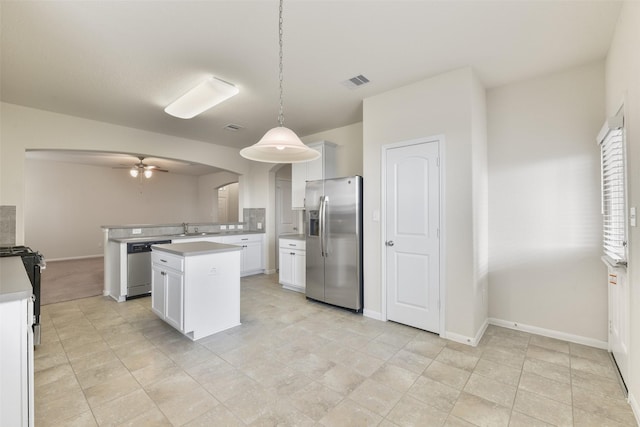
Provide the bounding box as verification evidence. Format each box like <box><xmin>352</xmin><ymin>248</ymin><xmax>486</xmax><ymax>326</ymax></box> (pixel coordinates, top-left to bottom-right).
<box><xmin>383</xmin><ymin>137</ymin><xmax>442</xmax><ymax>333</ymax></box>
<box><xmin>217</xmin><ymin>182</ymin><xmax>239</xmax><ymax>222</ymax></box>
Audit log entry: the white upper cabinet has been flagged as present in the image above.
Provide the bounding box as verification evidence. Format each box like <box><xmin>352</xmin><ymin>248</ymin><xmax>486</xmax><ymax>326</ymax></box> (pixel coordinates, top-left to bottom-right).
<box><xmin>291</xmin><ymin>141</ymin><xmax>337</xmax><ymax>210</ymax></box>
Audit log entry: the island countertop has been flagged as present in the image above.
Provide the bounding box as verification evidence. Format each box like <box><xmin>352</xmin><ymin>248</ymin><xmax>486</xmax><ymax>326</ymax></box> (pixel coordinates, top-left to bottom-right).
<box><xmin>151</xmin><ymin>241</ymin><xmax>242</xmax><ymax>257</ymax></box>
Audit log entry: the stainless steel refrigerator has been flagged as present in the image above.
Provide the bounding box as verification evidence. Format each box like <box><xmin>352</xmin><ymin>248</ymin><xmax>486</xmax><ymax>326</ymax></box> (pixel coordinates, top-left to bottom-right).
<box><xmin>305</xmin><ymin>176</ymin><xmax>363</xmax><ymax>311</ymax></box>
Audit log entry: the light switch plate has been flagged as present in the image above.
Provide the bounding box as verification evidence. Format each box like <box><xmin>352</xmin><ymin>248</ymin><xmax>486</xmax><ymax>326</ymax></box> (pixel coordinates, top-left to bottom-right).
<box><xmin>132</xmin><ymin>228</ymin><xmax>142</xmax><ymax>235</ymax></box>
<box><xmin>220</xmin><ymin>225</ymin><xmax>227</xmax><ymax>230</ymax></box>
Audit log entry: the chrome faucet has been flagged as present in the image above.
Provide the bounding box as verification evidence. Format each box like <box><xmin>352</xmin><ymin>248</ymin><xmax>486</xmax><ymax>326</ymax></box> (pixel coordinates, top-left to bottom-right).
<box><xmin>182</xmin><ymin>222</ymin><xmax>189</xmax><ymax>234</ymax></box>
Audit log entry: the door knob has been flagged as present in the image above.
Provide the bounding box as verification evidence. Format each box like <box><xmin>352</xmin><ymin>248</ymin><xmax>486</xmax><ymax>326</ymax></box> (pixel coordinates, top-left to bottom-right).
<box><xmin>385</xmin><ymin>240</ymin><xmax>394</xmax><ymax>247</ymax></box>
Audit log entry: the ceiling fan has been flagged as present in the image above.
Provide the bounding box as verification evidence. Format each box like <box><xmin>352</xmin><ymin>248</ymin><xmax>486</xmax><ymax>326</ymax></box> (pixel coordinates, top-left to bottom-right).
<box><xmin>116</xmin><ymin>156</ymin><xmax>168</xmax><ymax>178</ymax></box>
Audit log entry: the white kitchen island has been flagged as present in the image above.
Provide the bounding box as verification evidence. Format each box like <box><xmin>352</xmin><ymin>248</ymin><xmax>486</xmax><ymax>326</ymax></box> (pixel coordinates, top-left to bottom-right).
<box><xmin>151</xmin><ymin>241</ymin><xmax>241</xmax><ymax>341</ymax></box>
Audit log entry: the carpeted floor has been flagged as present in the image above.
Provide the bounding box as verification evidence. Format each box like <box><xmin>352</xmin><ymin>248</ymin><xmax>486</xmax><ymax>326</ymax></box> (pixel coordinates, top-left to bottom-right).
<box><xmin>40</xmin><ymin>257</ymin><xmax>104</xmax><ymax>305</ymax></box>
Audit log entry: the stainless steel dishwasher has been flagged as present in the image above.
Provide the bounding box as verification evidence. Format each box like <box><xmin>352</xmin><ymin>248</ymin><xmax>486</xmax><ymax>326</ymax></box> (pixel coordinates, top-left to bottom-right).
<box><xmin>127</xmin><ymin>240</ymin><xmax>171</xmax><ymax>299</ymax></box>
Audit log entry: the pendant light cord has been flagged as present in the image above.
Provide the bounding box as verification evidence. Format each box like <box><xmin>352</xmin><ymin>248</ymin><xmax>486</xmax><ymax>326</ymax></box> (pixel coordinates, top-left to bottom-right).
<box><xmin>278</xmin><ymin>0</ymin><xmax>285</xmax><ymax>128</ymax></box>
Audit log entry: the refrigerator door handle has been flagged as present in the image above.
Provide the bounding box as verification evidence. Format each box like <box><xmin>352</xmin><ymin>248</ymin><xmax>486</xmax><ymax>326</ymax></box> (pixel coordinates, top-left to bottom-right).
<box><xmin>322</xmin><ymin>196</ymin><xmax>329</xmax><ymax>257</ymax></box>
<box><xmin>319</xmin><ymin>196</ymin><xmax>325</xmax><ymax>257</ymax></box>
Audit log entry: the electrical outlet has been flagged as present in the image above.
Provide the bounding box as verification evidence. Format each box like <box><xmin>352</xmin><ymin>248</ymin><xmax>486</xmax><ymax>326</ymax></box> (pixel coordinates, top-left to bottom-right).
<box><xmin>229</xmin><ymin>224</ymin><xmax>236</xmax><ymax>230</ymax></box>
<box><xmin>257</xmin><ymin>222</ymin><xmax>263</xmax><ymax>230</ymax></box>
<box><xmin>220</xmin><ymin>225</ymin><xmax>227</xmax><ymax>230</ymax></box>
<box><xmin>132</xmin><ymin>228</ymin><xmax>142</xmax><ymax>235</ymax></box>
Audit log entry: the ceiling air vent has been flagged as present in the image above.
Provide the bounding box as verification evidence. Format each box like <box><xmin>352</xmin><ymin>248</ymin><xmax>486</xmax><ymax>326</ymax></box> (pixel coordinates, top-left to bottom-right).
<box><xmin>223</xmin><ymin>123</ymin><xmax>244</xmax><ymax>132</ymax></box>
<box><xmin>341</xmin><ymin>74</ymin><xmax>370</xmax><ymax>89</ymax></box>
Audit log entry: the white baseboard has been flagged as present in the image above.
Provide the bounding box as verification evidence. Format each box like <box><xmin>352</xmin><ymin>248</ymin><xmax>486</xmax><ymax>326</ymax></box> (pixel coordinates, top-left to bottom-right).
<box><xmin>47</xmin><ymin>254</ymin><xmax>103</xmax><ymax>262</ymax></box>
<box><xmin>629</xmin><ymin>391</ymin><xmax>640</xmax><ymax>426</ymax></box>
<box><xmin>488</xmin><ymin>317</ymin><xmax>608</xmax><ymax>350</ymax></box>
<box><xmin>445</xmin><ymin>319</ymin><xmax>488</xmax><ymax>347</ymax></box>
<box><xmin>363</xmin><ymin>309</ymin><xmax>383</xmax><ymax>321</ymax></box>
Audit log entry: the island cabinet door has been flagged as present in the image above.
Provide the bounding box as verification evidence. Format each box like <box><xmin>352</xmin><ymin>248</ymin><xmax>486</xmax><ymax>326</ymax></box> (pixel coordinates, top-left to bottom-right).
<box><xmin>164</xmin><ymin>269</ymin><xmax>184</xmax><ymax>331</ymax></box>
<box><xmin>151</xmin><ymin>266</ymin><xmax>165</xmax><ymax>318</ymax></box>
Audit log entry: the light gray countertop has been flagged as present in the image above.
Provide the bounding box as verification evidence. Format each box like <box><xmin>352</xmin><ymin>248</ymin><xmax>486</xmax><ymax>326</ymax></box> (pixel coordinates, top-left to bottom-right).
<box><xmin>110</xmin><ymin>230</ymin><xmax>265</xmax><ymax>244</ymax></box>
<box><xmin>151</xmin><ymin>242</ymin><xmax>242</xmax><ymax>257</ymax></box>
<box><xmin>279</xmin><ymin>234</ymin><xmax>305</xmax><ymax>241</ymax></box>
<box><xmin>0</xmin><ymin>257</ymin><xmax>33</xmax><ymax>303</ymax></box>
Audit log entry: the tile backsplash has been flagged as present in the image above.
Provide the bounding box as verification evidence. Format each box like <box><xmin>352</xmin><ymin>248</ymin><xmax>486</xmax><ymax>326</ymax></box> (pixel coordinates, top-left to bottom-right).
<box><xmin>0</xmin><ymin>205</ymin><xmax>17</xmax><ymax>246</ymax></box>
<box><xmin>243</xmin><ymin>208</ymin><xmax>265</xmax><ymax>231</ymax></box>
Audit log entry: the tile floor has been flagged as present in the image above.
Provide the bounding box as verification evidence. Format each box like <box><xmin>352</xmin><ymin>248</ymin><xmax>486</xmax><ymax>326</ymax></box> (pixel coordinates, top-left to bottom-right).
<box><xmin>35</xmin><ymin>274</ymin><xmax>637</xmax><ymax>426</ymax></box>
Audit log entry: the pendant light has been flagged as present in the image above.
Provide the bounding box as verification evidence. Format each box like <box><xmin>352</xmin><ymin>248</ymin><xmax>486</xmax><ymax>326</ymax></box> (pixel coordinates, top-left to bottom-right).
<box><xmin>240</xmin><ymin>0</ymin><xmax>320</xmax><ymax>163</ymax></box>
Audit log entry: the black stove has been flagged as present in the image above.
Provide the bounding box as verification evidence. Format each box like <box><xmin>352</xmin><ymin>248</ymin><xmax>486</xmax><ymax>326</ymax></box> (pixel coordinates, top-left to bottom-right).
<box><xmin>0</xmin><ymin>245</ymin><xmax>45</xmax><ymax>345</ymax></box>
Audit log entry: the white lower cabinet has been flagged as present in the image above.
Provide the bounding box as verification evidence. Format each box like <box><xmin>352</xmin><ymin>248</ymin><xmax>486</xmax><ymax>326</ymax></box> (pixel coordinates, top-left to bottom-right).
<box><xmin>221</xmin><ymin>234</ymin><xmax>265</xmax><ymax>276</ymax></box>
<box><xmin>0</xmin><ymin>295</ymin><xmax>34</xmax><ymax>427</ymax></box>
<box><xmin>151</xmin><ymin>248</ymin><xmax>240</xmax><ymax>340</ymax></box>
<box><xmin>279</xmin><ymin>238</ymin><xmax>306</xmax><ymax>293</ymax></box>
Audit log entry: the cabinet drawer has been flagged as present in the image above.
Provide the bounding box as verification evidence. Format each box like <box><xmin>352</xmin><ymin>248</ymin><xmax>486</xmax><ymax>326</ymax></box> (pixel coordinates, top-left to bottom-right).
<box><xmin>152</xmin><ymin>252</ymin><xmax>184</xmax><ymax>272</ymax></box>
<box><xmin>279</xmin><ymin>238</ymin><xmax>305</xmax><ymax>251</ymax></box>
<box><xmin>222</xmin><ymin>234</ymin><xmax>264</xmax><ymax>245</ymax></box>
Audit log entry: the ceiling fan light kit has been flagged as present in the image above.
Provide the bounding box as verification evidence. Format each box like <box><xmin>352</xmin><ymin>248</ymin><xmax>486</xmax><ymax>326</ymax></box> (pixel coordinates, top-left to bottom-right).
<box><xmin>164</xmin><ymin>76</ymin><xmax>239</xmax><ymax>119</ymax></box>
<box><xmin>240</xmin><ymin>0</ymin><xmax>320</xmax><ymax>164</ymax></box>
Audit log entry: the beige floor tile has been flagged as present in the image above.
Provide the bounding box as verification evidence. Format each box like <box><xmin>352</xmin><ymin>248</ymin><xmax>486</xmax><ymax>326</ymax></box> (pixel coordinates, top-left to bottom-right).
<box><xmin>290</xmin><ymin>381</ymin><xmax>345</xmax><ymax>421</ymax></box>
<box><xmin>371</xmin><ymin>363</ymin><xmax>421</xmax><ymax>392</ymax></box>
<box><xmin>572</xmin><ymin>407</ymin><xmax>635</xmax><ymax>427</ymax></box>
<box><xmin>508</xmin><ymin>411</ymin><xmax>553</xmax><ymax>426</ymax></box>
<box><xmin>522</xmin><ymin>357</ymin><xmax>571</xmax><ymax>384</ymax></box>
<box><xmin>387</xmin><ymin>395</ymin><xmax>449</xmax><ymax>426</ymax></box>
<box><xmin>436</xmin><ymin>347</ymin><xmax>480</xmax><ymax>372</ymax></box>
<box><xmin>473</xmin><ymin>358</ymin><xmax>522</xmax><ymax>386</ymax></box>
<box><xmin>513</xmin><ymin>389</ymin><xmax>572</xmax><ymax>427</ymax></box>
<box><xmin>83</xmin><ymin>372</ymin><xmax>141</xmax><ymax>409</ymax></box>
<box><xmin>74</xmin><ymin>358</ymin><xmax>131</xmax><ymax>390</ymax></box>
<box><xmin>517</xmin><ymin>371</ymin><xmax>572</xmax><ymax>405</ymax></box>
<box><xmin>450</xmin><ymin>391</ymin><xmax>511</xmax><ymax>427</ymax></box>
<box><xmin>33</xmin><ymin>275</ymin><xmax>639</xmax><ymax>427</ymax></box>
<box><xmin>388</xmin><ymin>348</ymin><xmax>433</xmax><ymax>374</ymax></box>
<box><xmin>183</xmin><ymin>404</ymin><xmax>245</xmax><ymax>427</ymax></box>
<box><xmin>570</xmin><ymin>354</ymin><xmax>617</xmax><ymax>379</ymax></box>
<box><xmin>41</xmin><ymin>410</ymin><xmax>98</xmax><ymax>427</ymax></box>
<box><xmin>319</xmin><ymin>398</ymin><xmax>383</xmax><ymax>427</ymax></box>
<box><xmin>319</xmin><ymin>363</ymin><xmax>366</xmax><ymax>394</ymax></box>
<box><xmin>571</xmin><ymin>368</ymin><xmax>626</xmax><ymax>400</ymax></box>
<box><xmin>525</xmin><ymin>345</ymin><xmax>570</xmax><ymax>367</ymax></box>
<box><xmin>572</xmin><ymin>385</ymin><xmax>638</xmax><ymax>425</ymax></box>
<box><xmin>444</xmin><ymin>415</ymin><xmax>478</xmax><ymax>426</ymax></box>
<box><xmin>528</xmin><ymin>335</ymin><xmax>570</xmax><ymax>354</ymax></box>
<box><xmin>92</xmin><ymin>388</ymin><xmax>157</xmax><ymax>426</ymax></box>
<box><xmin>349</xmin><ymin>378</ymin><xmax>403</xmax><ymax>416</ymax></box>
<box><xmin>424</xmin><ymin>360</ymin><xmax>471</xmax><ymax>390</ymax></box>
<box><xmin>408</xmin><ymin>375</ymin><xmax>461</xmax><ymax>412</ymax></box>
<box><xmin>463</xmin><ymin>373</ymin><xmax>516</xmax><ymax>407</ymax></box>
<box><xmin>481</xmin><ymin>346</ymin><xmax>526</xmax><ymax>370</ymax></box>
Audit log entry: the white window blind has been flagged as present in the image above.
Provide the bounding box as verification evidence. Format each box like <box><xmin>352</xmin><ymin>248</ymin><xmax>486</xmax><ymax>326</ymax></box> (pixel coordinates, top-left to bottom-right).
<box><xmin>599</xmin><ymin>117</ymin><xmax>626</xmax><ymax>264</ymax></box>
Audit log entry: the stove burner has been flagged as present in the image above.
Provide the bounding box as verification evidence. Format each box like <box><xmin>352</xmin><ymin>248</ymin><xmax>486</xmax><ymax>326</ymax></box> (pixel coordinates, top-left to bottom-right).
<box><xmin>0</xmin><ymin>245</ymin><xmax>35</xmax><ymax>257</ymax></box>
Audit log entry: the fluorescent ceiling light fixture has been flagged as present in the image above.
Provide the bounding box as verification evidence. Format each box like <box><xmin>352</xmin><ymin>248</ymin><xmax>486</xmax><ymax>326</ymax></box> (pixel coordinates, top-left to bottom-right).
<box><xmin>240</xmin><ymin>0</ymin><xmax>319</xmax><ymax>164</ymax></box>
<box><xmin>164</xmin><ymin>77</ymin><xmax>239</xmax><ymax>119</ymax></box>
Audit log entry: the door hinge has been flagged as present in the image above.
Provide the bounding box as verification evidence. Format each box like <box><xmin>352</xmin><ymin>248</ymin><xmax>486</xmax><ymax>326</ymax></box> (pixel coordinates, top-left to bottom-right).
<box><xmin>437</xmin><ymin>228</ymin><xmax>440</xmax><ymax>239</ymax></box>
<box><xmin>437</xmin><ymin>157</ymin><xmax>440</xmax><ymax>167</ymax></box>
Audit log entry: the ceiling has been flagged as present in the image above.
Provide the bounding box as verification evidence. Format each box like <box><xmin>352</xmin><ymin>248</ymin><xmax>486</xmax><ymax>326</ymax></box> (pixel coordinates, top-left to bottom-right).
<box><xmin>1</xmin><ymin>1</ymin><xmax>622</xmax><ymax>174</ymax></box>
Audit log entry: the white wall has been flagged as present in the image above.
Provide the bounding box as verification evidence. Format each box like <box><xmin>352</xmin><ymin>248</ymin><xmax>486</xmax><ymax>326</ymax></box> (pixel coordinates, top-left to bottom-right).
<box><xmin>487</xmin><ymin>62</ymin><xmax>607</xmax><ymax>344</ymax></box>
<box><xmin>363</xmin><ymin>67</ymin><xmax>487</xmax><ymax>341</ymax></box>
<box><xmin>605</xmin><ymin>0</ymin><xmax>640</xmax><ymax>419</ymax></box>
<box><xmin>0</xmin><ymin>102</ymin><xmax>253</xmax><ymax>246</ymax></box>
<box><xmin>24</xmin><ymin>159</ymin><xmax>203</xmax><ymax>259</ymax></box>
<box><xmin>302</xmin><ymin>122</ymin><xmax>363</xmax><ymax>177</ymax></box>
<box><xmin>197</xmin><ymin>171</ymin><xmax>241</xmax><ymax>222</ymax></box>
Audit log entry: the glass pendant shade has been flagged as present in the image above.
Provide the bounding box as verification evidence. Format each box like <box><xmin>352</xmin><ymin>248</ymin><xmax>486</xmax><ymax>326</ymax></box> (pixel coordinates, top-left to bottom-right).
<box><xmin>129</xmin><ymin>168</ymin><xmax>139</xmax><ymax>178</ymax></box>
<box><xmin>144</xmin><ymin>169</ymin><xmax>153</xmax><ymax>178</ymax></box>
<box><xmin>240</xmin><ymin>127</ymin><xmax>320</xmax><ymax>163</ymax></box>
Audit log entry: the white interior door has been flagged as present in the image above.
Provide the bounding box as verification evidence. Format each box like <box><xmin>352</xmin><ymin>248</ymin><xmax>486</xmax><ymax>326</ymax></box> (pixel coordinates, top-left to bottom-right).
<box><xmin>385</xmin><ymin>140</ymin><xmax>440</xmax><ymax>333</ymax></box>
<box><xmin>608</xmin><ymin>266</ymin><xmax>629</xmax><ymax>388</ymax></box>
